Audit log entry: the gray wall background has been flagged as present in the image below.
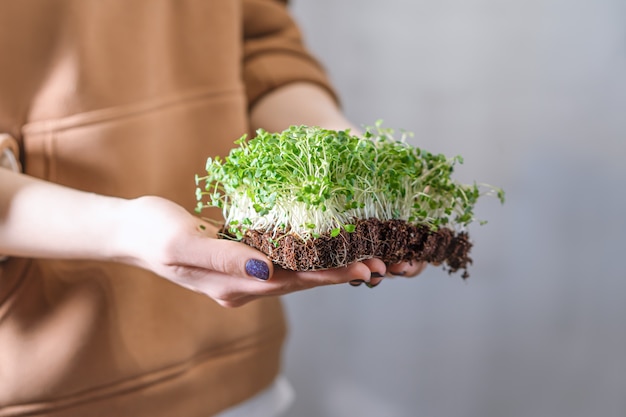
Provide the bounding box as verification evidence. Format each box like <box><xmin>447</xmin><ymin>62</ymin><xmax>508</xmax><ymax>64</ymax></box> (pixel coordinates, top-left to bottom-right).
<box><xmin>282</xmin><ymin>1</ymin><xmax>626</xmax><ymax>416</ymax></box>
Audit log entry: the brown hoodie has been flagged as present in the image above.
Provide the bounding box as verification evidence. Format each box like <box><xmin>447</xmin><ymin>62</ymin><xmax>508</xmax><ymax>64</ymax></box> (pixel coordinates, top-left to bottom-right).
<box><xmin>0</xmin><ymin>1</ymin><xmax>335</xmax><ymax>415</ymax></box>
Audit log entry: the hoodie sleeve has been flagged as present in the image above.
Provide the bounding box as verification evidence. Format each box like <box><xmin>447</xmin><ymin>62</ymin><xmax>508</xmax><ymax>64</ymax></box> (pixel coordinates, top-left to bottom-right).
<box><xmin>242</xmin><ymin>0</ymin><xmax>339</xmax><ymax>108</ymax></box>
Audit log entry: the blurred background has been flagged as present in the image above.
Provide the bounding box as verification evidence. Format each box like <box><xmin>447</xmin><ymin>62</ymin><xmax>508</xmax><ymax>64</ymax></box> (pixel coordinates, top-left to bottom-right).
<box><xmin>282</xmin><ymin>0</ymin><xmax>626</xmax><ymax>416</ymax></box>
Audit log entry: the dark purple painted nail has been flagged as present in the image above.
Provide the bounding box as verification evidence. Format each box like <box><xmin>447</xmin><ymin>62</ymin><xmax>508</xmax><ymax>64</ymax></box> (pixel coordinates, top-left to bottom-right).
<box><xmin>371</xmin><ymin>272</ymin><xmax>384</xmax><ymax>278</ymax></box>
<box><xmin>366</xmin><ymin>281</ymin><xmax>381</xmax><ymax>289</ymax></box>
<box><xmin>245</xmin><ymin>259</ymin><xmax>270</xmax><ymax>280</ymax></box>
<box><xmin>349</xmin><ymin>280</ymin><xmax>365</xmax><ymax>287</ymax></box>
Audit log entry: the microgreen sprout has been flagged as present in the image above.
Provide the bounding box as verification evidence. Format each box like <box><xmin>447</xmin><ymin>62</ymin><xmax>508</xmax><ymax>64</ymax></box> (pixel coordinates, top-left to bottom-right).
<box><xmin>195</xmin><ymin>123</ymin><xmax>504</xmax><ymax>240</ymax></box>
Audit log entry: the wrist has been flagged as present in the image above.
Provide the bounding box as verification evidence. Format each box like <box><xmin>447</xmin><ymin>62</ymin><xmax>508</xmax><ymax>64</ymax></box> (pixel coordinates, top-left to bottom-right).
<box><xmin>107</xmin><ymin>196</ymin><xmax>151</xmax><ymax>267</ymax></box>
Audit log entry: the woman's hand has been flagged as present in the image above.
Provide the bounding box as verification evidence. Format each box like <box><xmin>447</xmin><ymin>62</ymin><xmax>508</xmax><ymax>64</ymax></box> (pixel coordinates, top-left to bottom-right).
<box><xmin>115</xmin><ymin>196</ymin><xmax>403</xmax><ymax>307</ymax></box>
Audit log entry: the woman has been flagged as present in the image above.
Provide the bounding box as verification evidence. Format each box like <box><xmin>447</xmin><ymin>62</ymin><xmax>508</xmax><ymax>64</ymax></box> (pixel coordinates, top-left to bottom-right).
<box><xmin>0</xmin><ymin>1</ymin><xmax>424</xmax><ymax>415</ymax></box>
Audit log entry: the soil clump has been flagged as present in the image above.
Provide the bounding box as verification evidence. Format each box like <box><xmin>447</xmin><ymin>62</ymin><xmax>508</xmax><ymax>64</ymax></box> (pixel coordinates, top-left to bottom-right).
<box><xmin>222</xmin><ymin>218</ymin><xmax>473</xmax><ymax>278</ymax></box>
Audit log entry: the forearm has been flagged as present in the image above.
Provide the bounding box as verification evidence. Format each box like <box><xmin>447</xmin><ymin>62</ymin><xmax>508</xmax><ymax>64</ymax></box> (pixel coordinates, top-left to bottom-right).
<box><xmin>249</xmin><ymin>82</ymin><xmax>361</xmax><ymax>133</ymax></box>
<box><xmin>0</xmin><ymin>169</ymin><xmax>126</xmax><ymax>261</ymax></box>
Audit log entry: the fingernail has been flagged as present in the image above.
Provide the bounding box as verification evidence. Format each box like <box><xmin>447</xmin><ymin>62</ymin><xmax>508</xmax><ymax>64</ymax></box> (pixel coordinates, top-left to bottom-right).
<box><xmin>349</xmin><ymin>280</ymin><xmax>365</xmax><ymax>287</ymax></box>
<box><xmin>245</xmin><ymin>259</ymin><xmax>270</xmax><ymax>280</ymax></box>
<box><xmin>371</xmin><ymin>272</ymin><xmax>384</xmax><ymax>278</ymax></box>
<box><xmin>366</xmin><ymin>281</ymin><xmax>381</xmax><ymax>289</ymax></box>
<box><xmin>393</xmin><ymin>271</ymin><xmax>407</xmax><ymax>276</ymax></box>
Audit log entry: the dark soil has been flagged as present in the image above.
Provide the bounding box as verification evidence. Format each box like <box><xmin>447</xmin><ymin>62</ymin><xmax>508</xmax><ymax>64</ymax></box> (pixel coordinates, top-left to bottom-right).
<box><xmin>222</xmin><ymin>218</ymin><xmax>473</xmax><ymax>278</ymax></box>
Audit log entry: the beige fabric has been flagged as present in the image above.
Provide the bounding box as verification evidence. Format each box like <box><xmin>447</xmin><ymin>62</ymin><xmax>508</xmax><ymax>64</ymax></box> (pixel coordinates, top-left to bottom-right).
<box><xmin>0</xmin><ymin>1</ymin><xmax>335</xmax><ymax>415</ymax></box>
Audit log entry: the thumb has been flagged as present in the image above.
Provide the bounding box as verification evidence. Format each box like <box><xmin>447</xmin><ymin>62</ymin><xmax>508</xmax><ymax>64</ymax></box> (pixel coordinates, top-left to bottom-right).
<box><xmin>184</xmin><ymin>235</ymin><xmax>274</xmax><ymax>281</ymax></box>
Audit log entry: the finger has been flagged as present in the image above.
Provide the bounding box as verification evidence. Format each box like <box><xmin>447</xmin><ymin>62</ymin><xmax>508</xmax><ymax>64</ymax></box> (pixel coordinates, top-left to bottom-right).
<box><xmin>361</xmin><ymin>258</ymin><xmax>386</xmax><ymax>288</ymax></box>
<box><xmin>387</xmin><ymin>260</ymin><xmax>428</xmax><ymax>277</ymax></box>
<box><xmin>272</xmin><ymin>261</ymin><xmax>372</xmax><ymax>290</ymax></box>
<box><xmin>175</xmin><ymin>236</ymin><xmax>275</xmax><ymax>282</ymax></box>
<box><xmin>190</xmin><ymin>219</ymin><xmax>273</xmax><ymax>281</ymax></box>
<box><xmin>405</xmin><ymin>261</ymin><xmax>427</xmax><ymax>277</ymax></box>
<box><xmin>203</xmin><ymin>262</ymin><xmax>368</xmax><ymax>301</ymax></box>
